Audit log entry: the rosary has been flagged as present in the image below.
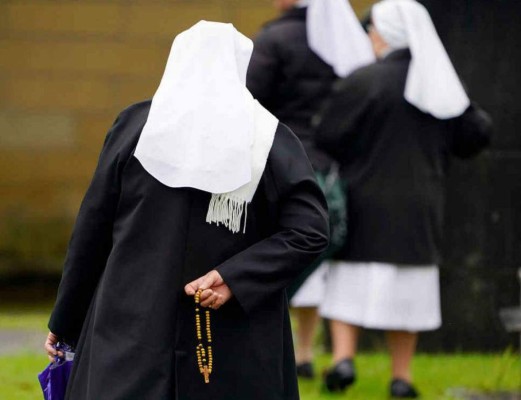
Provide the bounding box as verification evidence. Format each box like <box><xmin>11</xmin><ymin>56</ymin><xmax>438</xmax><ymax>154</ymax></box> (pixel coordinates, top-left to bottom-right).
<box><xmin>195</xmin><ymin>289</ymin><xmax>213</xmax><ymax>383</ymax></box>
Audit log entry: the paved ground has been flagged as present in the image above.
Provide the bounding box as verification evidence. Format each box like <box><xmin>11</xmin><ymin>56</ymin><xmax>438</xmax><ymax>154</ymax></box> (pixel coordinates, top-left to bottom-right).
<box><xmin>0</xmin><ymin>329</ymin><xmax>43</xmax><ymax>356</ymax></box>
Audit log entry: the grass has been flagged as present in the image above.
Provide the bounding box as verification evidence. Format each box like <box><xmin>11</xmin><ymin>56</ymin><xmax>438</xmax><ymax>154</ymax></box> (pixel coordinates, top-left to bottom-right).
<box><xmin>297</xmin><ymin>352</ymin><xmax>520</xmax><ymax>400</ymax></box>
<box><xmin>0</xmin><ymin>303</ymin><xmax>52</xmax><ymax>331</ymax></box>
<box><xmin>0</xmin><ymin>353</ymin><xmax>47</xmax><ymax>400</ymax></box>
<box><xmin>0</xmin><ymin>351</ymin><xmax>519</xmax><ymax>400</ymax></box>
<box><xmin>0</xmin><ymin>305</ymin><xmax>519</xmax><ymax>400</ymax></box>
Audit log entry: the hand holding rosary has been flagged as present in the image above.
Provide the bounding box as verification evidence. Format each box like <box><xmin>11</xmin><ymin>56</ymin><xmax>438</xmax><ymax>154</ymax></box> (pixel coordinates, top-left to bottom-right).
<box><xmin>195</xmin><ymin>289</ymin><xmax>213</xmax><ymax>384</ymax></box>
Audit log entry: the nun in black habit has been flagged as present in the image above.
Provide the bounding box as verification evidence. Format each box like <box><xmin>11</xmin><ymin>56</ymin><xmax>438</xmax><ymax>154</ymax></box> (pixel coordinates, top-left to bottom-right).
<box><xmin>314</xmin><ymin>0</ymin><xmax>492</xmax><ymax>397</ymax></box>
<box><xmin>246</xmin><ymin>0</ymin><xmax>374</xmax><ymax>377</ymax></box>
<box><xmin>44</xmin><ymin>21</ymin><xmax>329</xmax><ymax>400</ymax></box>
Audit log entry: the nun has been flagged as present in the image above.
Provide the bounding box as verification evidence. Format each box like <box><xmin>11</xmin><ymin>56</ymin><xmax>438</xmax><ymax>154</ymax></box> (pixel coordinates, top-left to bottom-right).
<box><xmin>247</xmin><ymin>0</ymin><xmax>374</xmax><ymax>378</ymax></box>
<box><xmin>314</xmin><ymin>0</ymin><xmax>492</xmax><ymax>397</ymax></box>
<box><xmin>44</xmin><ymin>21</ymin><xmax>329</xmax><ymax>400</ymax></box>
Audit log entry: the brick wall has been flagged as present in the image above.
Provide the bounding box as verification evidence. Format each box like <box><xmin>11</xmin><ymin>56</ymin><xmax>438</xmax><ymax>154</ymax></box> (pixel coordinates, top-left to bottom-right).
<box><xmin>0</xmin><ymin>0</ymin><xmax>374</xmax><ymax>274</ymax></box>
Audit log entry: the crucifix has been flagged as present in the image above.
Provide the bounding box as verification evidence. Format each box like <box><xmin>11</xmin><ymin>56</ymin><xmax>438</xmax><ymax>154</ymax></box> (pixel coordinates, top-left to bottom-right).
<box><xmin>202</xmin><ymin>366</ymin><xmax>210</xmax><ymax>384</ymax></box>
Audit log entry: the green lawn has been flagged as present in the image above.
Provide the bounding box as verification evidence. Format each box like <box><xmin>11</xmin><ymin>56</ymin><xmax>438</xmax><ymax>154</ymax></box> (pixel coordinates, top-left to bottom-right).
<box><xmin>1</xmin><ymin>351</ymin><xmax>519</xmax><ymax>400</ymax></box>
<box><xmin>297</xmin><ymin>352</ymin><xmax>520</xmax><ymax>399</ymax></box>
<box><xmin>0</xmin><ymin>303</ymin><xmax>52</xmax><ymax>331</ymax></box>
<box><xmin>0</xmin><ymin>305</ymin><xmax>519</xmax><ymax>400</ymax></box>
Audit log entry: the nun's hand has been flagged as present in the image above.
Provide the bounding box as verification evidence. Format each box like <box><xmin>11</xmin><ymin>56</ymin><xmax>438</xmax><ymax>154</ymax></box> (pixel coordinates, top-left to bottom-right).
<box><xmin>184</xmin><ymin>270</ymin><xmax>232</xmax><ymax>310</ymax></box>
<box><xmin>44</xmin><ymin>331</ymin><xmax>63</xmax><ymax>362</ymax></box>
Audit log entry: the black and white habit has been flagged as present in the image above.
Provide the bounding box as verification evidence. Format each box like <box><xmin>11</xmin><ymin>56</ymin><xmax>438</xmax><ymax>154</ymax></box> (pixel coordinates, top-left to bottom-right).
<box><xmin>48</xmin><ymin>21</ymin><xmax>329</xmax><ymax>400</ymax></box>
<box><xmin>315</xmin><ymin>1</ymin><xmax>492</xmax><ymax>331</ymax></box>
<box><xmin>246</xmin><ymin>0</ymin><xmax>374</xmax><ymax>306</ymax></box>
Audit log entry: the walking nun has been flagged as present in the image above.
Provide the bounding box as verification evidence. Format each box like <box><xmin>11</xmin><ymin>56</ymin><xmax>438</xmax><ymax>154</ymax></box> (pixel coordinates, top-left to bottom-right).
<box><xmin>314</xmin><ymin>0</ymin><xmax>492</xmax><ymax>397</ymax></box>
<box><xmin>247</xmin><ymin>0</ymin><xmax>374</xmax><ymax>378</ymax></box>
<box><xmin>44</xmin><ymin>21</ymin><xmax>329</xmax><ymax>400</ymax></box>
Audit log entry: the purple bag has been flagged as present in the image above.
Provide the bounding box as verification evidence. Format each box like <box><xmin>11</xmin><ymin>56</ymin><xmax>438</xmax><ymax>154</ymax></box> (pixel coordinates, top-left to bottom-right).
<box><xmin>38</xmin><ymin>342</ymin><xmax>74</xmax><ymax>400</ymax></box>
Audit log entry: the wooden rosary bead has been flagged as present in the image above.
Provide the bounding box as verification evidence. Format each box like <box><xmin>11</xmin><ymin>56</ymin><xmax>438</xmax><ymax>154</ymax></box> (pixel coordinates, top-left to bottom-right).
<box><xmin>195</xmin><ymin>289</ymin><xmax>213</xmax><ymax>384</ymax></box>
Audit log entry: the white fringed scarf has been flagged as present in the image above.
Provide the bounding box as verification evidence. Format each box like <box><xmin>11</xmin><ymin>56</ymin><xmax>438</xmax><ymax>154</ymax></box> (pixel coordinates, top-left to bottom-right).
<box><xmin>134</xmin><ymin>21</ymin><xmax>278</xmax><ymax>233</ymax></box>
<box><xmin>205</xmin><ymin>102</ymin><xmax>277</xmax><ymax>233</ymax></box>
<box><xmin>372</xmin><ymin>0</ymin><xmax>470</xmax><ymax>119</ymax></box>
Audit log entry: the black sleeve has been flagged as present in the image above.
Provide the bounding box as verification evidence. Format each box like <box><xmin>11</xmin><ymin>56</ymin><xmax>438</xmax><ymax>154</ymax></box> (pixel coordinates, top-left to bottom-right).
<box><xmin>217</xmin><ymin>125</ymin><xmax>330</xmax><ymax>314</ymax></box>
<box><xmin>48</xmin><ymin>104</ymin><xmax>144</xmax><ymax>343</ymax></box>
<box><xmin>246</xmin><ymin>28</ymin><xmax>280</xmax><ymax>109</ymax></box>
<box><xmin>313</xmin><ymin>72</ymin><xmax>373</xmax><ymax>163</ymax></box>
<box><xmin>448</xmin><ymin>103</ymin><xmax>493</xmax><ymax>159</ymax></box>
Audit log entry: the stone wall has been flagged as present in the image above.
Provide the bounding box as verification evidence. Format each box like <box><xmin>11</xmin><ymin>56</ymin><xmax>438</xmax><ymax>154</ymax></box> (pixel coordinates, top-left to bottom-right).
<box><xmin>0</xmin><ymin>0</ymin><xmax>373</xmax><ymax>274</ymax></box>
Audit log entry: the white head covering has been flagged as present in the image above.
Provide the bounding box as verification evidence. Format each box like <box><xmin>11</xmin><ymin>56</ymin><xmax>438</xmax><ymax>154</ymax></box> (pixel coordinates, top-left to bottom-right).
<box><xmin>307</xmin><ymin>0</ymin><xmax>375</xmax><ymax>77</ymax></box>
<box><xmin>372</xmin><ymin>0</ymin><xmax>470</xmax><ymax>119</ymax></box>
<box><xmin>135</xmin><ymin>21</ymin><xmax>278</xmax><ymax>233</ymax></box>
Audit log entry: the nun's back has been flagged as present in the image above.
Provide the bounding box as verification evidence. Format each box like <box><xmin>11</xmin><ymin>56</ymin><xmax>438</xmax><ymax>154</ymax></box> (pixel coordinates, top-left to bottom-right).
<box><xmin>49</xmin><ymin>101</ymin><xmax>329</xmax><ymax>400</ymax></box>
<box><xmin>316</xmin><ymin>49</ymin><xmax>492</xmax><ymax>266</ymax></box>
<box><xmin>247</xmin><ymin>7</ymin><xmax>337</xmax><ymax>172</ymax></box>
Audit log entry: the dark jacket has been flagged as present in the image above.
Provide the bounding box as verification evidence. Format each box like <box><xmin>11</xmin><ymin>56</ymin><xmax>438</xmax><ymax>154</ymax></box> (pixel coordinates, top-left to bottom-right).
<box><xmin>247</xmin><ymin>7</ymin><xmax>337</xmax><ymax>172</ymax></box>
<box><xmin>48</xmin><ymin>101</ymin><xmax>329</xmax><ymax>400</ymax></box>
<box><xmin>315</xmin><ymin>49</ymin><xmax>492</xmax><ymax>265</ymax></box>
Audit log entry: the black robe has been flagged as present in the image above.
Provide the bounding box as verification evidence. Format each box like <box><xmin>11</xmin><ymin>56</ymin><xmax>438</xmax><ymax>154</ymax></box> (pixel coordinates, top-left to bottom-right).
<box><xmin>315</xmin><ymin>49</ymin><xmax>492</xmax><ymax>265</ymax></box>
<box><xmin>247</xmin><ymin>7</ymin><xmax>337</xmax><ymax>173</ymax></box>
<box><xmin>48</xmin><ymin>101</ymin><xmax>329</xmax><ymax>400</ymax></box>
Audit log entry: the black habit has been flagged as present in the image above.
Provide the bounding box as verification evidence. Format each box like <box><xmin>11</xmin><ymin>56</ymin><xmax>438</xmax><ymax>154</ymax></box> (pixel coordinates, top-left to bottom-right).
<box><xmin>48</xmin><ymin>101</ymin><xmax>329</xmax><ymax>400</ymax></box>
<box><xmin>315</xmin><ymin>49</ymin><xmax>492</xmax><ymax>266</ymax></box>
<box><xmin>247</xmin><ymin>7</ymin><xmax>337</xmax><ymax>173</ymax></box>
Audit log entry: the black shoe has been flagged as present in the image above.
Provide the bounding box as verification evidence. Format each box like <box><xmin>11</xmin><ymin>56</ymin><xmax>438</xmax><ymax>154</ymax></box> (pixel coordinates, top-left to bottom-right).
<box><xmin>324</xmin><ymin>359</ymin><xmax>356</xmax><ymax>393</ymax></box>
<box><xmin>296</xmin><ymin>362</ymin><xmax>315</xmax><ymax>379</ymax></box>
<box><xmin>390</xmin><ymin>379</ymin><xmax>419</xmax><ymax>398</ymax></box>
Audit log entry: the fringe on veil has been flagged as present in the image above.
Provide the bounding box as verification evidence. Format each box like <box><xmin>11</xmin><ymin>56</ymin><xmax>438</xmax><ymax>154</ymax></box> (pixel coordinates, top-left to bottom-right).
<box><xmin>206</xmin><ymin>193</ymin><xmax>248</xmax><ymax>234</ymax></box>
<box><xmin>205</xmin><ymin>102</ymin><xmax>278</xmax><ymax>235</ymax></box>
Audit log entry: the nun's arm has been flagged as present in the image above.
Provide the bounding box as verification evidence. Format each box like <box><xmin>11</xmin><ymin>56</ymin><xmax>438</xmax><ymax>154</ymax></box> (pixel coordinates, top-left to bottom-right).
<box><xmin>246</xmin><ymin>29</ymin><xmax>281</xmax><ymax>108</ymax></box>
<box><xmin>48</xmin><ymin>104</ymin><xmax>143</xmax><ymax>344</ymax></box>
<box><xmin>216</xmin><ymin>125</ymin><xmax>330</xmax><ymax>314</ymax></box>
<box><xmin>448</xmin><ymin>103</ymin><xmax>493</xmax><ymax>158</ymax></box>
<box><xmin>313</xmin><ymin>71</ymin><xmax>372</xmax><ymax>163</ymax></box>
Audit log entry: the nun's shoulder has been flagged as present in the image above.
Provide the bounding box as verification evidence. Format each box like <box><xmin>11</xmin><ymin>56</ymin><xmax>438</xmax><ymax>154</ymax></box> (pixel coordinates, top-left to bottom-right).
<box><xmin>333</xmin><ymin>62</ymin><xmax>393</xmax><ymax>100</ymax></box>
<box><xmin>253</xmin><ymin>22</ymin><xmax>280</xmax><ymax>46</ymax></box>
<box><xmin>266</xmin><ymin>123</ymin><xmax>314</xmax><ymax>193</ymax></box>
<box><xmin>101</xmin><ymin>100</ymin><xmax>151</xmax><ymax>154</ymax></box>
<box><xmin>274</xmin><ymin>122</ymin><xmax>304</xmax><ymax>148</ymax></box>
<box><xmin>110</xmin><ymin>100</ymin><xmax>152</xmax><ymax>139</ymax></box>
<box><xmin>255</xmin><ymin>12</ymin><xmax>303</xmax><ymax>43</ymax></box>
<box><xmin>335</xmin><ymin>63</ymin><xmax>382</xmax><ymax>91</ymax></box>
<box><xmin>117</xmin><ymin>100</ymin><xmax>152</xmax><ymax>126</ymax></box>
<box><xmin>328</xmin><ymin>66</ymin><xmax>372</xmax><ymax>102</ymax></box>
<box><xmin>270</xmin><ymin>122</ymin><xmax>309</xmax><ymax>163</ymax></box>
